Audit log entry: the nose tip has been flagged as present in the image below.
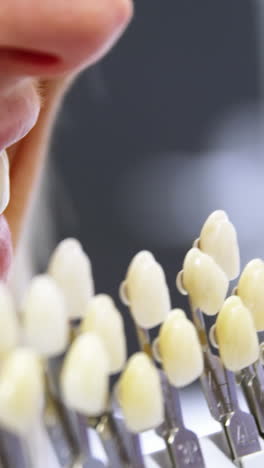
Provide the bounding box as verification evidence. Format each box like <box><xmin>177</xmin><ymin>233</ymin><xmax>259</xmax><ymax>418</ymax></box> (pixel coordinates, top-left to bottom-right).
<box><xmin>1</xmin><ymin>0</ymin><xmax>133</xmax><ymax>77</ymax></box>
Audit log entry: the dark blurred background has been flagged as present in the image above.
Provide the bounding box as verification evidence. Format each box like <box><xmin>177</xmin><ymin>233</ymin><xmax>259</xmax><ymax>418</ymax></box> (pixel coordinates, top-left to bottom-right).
<box><xmin>50</xmin><ymin>0</ymin><xmax>263</xmax><ymax>353</ymax></box>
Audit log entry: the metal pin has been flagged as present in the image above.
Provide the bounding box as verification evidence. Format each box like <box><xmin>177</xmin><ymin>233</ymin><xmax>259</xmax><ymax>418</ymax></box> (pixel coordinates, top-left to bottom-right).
<box><xmin>158</xmin><ymin>372</ymin><xmax>205</xmax><ymax>468</ymax></box>
<box><xmin>111</xmin><ymin>387</ymin><xmax>146</xmax><ymax>468</ymax></box>
<box><xmin>238</xmin><ymin>353</ymin><xmax>264</xmax><ymax>436</ymax></box>
<box><xmin>88</xmin><ymin>411</ymin><xmax>132</xmax><ymax>468</ymax></box>
<box><xmin>43</xmin><ymin>385</ymin><xmax>79</xmax><ymax>468</ymax></box>
<box><xmin>223</xmin><ymin>369</ymin><xmax>261</xmax><ymax>460</ymax></box>
<box><xmin>0</xmin><ymin>429</ymin><xmax>32</xmax><ymax>468</ymax></box>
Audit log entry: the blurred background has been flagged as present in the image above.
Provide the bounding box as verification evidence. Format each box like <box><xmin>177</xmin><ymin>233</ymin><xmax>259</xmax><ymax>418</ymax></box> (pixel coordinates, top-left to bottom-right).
<box><xmin>47</xmin><ymin>0</ymin><xmax>263</xmax><ymax>353</ymax></box>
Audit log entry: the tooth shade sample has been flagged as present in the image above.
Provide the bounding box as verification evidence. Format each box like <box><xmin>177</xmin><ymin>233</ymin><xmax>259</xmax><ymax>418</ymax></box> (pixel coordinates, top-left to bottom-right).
<box><xmin>48</xmin><ymin>238</ymin><xmax>94</xmax><ymax>319</ymax></box>
<box><xmin>216</xmin><ymin>296</ymin><xmax>259</xmax><ymax>372</ymax></box>
<box><xmin>199</xmin><ymin>210</ymin><xmax>240</xmax><ymax>280</ymax></box>
<box><xmin>0</xmin><ymin>283</ymin><xmax>19</xmax><ymax>356</ymax></box>
<box><xmin>237</xmin><ymin>259</ymin><xmax>264</xmax><ymax>331</ymax></box>
<box><xmin>80</xmin><ymin>294</ymin><xmax>126</xmax><ymax>374</ymax></box>
<box><xmin>61</xmin><ymin>332</ymin><xmax>109</xmax><ymax>416</ymax></box>
<box><xmin>0</xmin><ymin>150</ymin><xmax>10</xmax><ymax>214</ymax></box>
<box><xmin>159</xmin><ymin>310</ymin><xmax>203</xmax><ymax>387</ymax></box>
<box><xmin>181</xmin><ymin>248</ymin><xmax>228</xmax><ymax>316</ymax></box>
<box><xmin>21</xmin><ymin>275</ymin><xmax>69</xmax><ymax>357</ymax></box>
<box><xmin>0</xmin><ymin>348</ymin><xmax>44</xmax><ymax>435</ymax></box>
<box><xmin>118</xmin><ymin>353</ymin><xmax>164</xmax><ymax>433</ymax></box>
<box><xmin>123</xmin><ymin>251</ymin><xmax>171</xmax><ymax>328</ymax></box>
<box><xmin>169</xmin><ymin>308</ymin><xmax>186</xmax><ymax>320</ymax></box>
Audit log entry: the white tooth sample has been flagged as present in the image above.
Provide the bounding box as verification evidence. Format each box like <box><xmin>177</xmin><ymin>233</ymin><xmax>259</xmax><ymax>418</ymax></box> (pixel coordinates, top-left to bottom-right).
<box><xmin>48</xmin><ymin>238</ymin><xmax>94</xmax><ymax>320</ymax></box>
<box><xmin>237</xmin><ymin>259</ymin><xmax>264</xmax><ymax>331</ymax></box>
<box><xmin>80</xmin><ymin>294</ymin><xmax>126</xmax><ymax>374</ymax></box>
<box><xmin>0</xmin><ymin>283</ymin><xmax>19</xmax><ymax>357</ymax></box>
<box><xmin>0</xmin><ymin>150</ymin><xmax>10</xmax><ymax>214</ymax></box>
<box><xmin>199</xmin><ymin>210</ymin><xmax>240</xmax><ymax>280</ymax></box>
<box><xmin>159</xmin><ymin>310</ymin><xmax>203</xmax><ymax>387</ymax></box>
<box><xmin>61</xmin><ymin>332</ymin><xmax>110</xmax><ymax>416</ymax></box>
<box><xmin>181</xmin><ymin>248</ymin><xmax>228</xmax><ymax>315</ymax></box>
<box><xmin>21</xmin><ymin>274</ymin><xmax>69</xmax><ymax>357</ymax></box>
<box><xmin>169</xmin><ymin>308</ymin><xmax>187</xmax><ymax>320</ymax></box>
<box><xmin>0</xmin><ymin>348</ymin><xmax>44</xmax><ymax>435</ymax></box>
<box><xmin>123</xmin><ymin>251</ymin><xmax>171</xmax><ymax>328</ymax></box>
<box><xmin>216</xmin><ymin>296</ymin><xmax>259</xmax><ymax>372</ymax></box>
<box><xmin>118</xmin><ymin>353</ymin><xmax>164</xmax><ymax>433</ymax></box>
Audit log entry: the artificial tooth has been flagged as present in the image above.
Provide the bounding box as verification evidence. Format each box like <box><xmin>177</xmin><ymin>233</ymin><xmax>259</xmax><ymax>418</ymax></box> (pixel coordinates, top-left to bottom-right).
<box><xmin>216</xmin><ymin>296</ymin><xmax>259</xmax><ymax>372</ymax></box>
<box><xmin>158</xmin><ymin>310</ymin><xmax>204</xmax><ymax>387</ymax></box>
<box><xmin>199</xmin><ymin>210</ymin><xmax>240</xmax><ymax>280</ymax></box>
<box><xmin>80</xmin><ymin>294</ymin><xmax>127</xmax><ymax>374</ymax></box>
<box><xmin>61</xmin><ymin>332</ymin><xmax>110</xmax><ymax>416</ymax></box>
<box><xmin>118</xmin><ymin>353</ymin><xmax>164</xmax><ymax>433</ymax></box>
<box><xmin>122</xmin><ymin>251</ymin><xmax>171</xmax><ymax>328</ymax></box>
<box><xmin>237</xmin><ymin>259</ymin><xmax>264</xmax><ymax>331</ymax></box>
<box><xmin>0</xmin><ymin>348</ymin><xmax>44</xmax><ymax>435</ymax></box>
<box><xmin>181</xmin><ymin>247</ymin><xmax>228</xmax><ymax>315</ymax></box>
<box><xmin>0</xmin><ymin>283</ymin><xmax>19</xmax><ymax>357</ymax></box>
<box><xmin>169</xmin><ymin>308</ymin><xmax>187</xmax><ymax>320</ymax></box>
<box><xmin>48</xmin><ymin>238</ymin><xmax>94</xmax><ymax>320</ymax></box>
<box><xmin>21</xmin><ymin>274</ymin><xmax>69</xmax><ymax>357</ymax></box>
<box><xmin>0</xmin><ymin>150</ymin><xmax>10</xmax><ymax>214</ymax></box>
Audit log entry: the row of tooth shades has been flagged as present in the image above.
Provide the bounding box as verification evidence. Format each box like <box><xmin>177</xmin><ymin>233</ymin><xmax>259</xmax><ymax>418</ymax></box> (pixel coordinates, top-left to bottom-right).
<box><xmin>1</xmin><ymin>210</ymin><xmax>264</xmax><ymax>468</ymax></box>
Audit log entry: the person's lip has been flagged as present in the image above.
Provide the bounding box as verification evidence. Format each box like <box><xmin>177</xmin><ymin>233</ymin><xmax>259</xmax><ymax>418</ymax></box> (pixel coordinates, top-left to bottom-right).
<box><xmin>0</xmin><ymin>82</ymin><xmax>40</xmax><ymax>152</ymax></box>
<box><xmin>0</xmin><ymin>214</ymin><xmax>13</xmax><ymax>282</ymax></box>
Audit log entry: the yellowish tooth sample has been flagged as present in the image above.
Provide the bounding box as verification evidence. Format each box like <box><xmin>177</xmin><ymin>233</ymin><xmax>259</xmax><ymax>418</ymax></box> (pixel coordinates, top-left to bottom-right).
<box><xmin>0</xmin><ymin>150</ymin><xmax>10</xmax><ymax>214</ymax></box>
<box><xmin>122</xmin><ymin>251</ymin><xmax>171</xmax><ymax>328</ymax></box>
<box><xmin>216</xmin><ymin>296</ymin><xmax>259</xmax><ymax>372</ymax></box>
<box><xmin>0</xmin><ymin>283</ymin><xmax>19</xmax><ymax>358</ymax></box>
<box><xmin>80</xmin><ymin>294</ymin><xmax>126</xmax><ymax>374</ymax></box>
<box><xmin>199</xmin><ymin>210</ymin><xmax>240</xmax><ymax>280</ymax></box>
<box><xmin>181</xmin><ymin>248</ymin><xmax>228</xmax><ymax>315</ymax></box>
<box><xmin>0</xmin><ymin>348</ymin><xmax>44</xmax><ymax>435</ymax></box>
<box><xmin>48</xmin><ymin>238</ymin><xmax>94</xmax><ymax>319</ymax></box>
<box><xmin>237</xmin><ymin>259</ymin><xmax>264</xmax><ymax>331</ymax></box>
<box><xmin>118</xmin><ymin>353</ymin><xmax>164</xmax><ymax>433</ymax></box>
<box><xmin>159</xmin><ymin>310</ymin><xmax>203</xmax><ymax>387</ymax></box>
<box><xmin>21</xmin><ymin>275</ymin><xmax>69</xmax><ymax>357</ymax></box>
<box><xmin>61</xmin><ymin>332</ymin><xmax>110</xmax><ymax>416</ymax></box>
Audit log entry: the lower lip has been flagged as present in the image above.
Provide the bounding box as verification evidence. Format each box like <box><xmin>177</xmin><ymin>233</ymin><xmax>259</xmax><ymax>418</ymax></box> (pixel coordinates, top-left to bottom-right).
<box><xmin>0</xmin><ymin>215</ymin><xmax>13</xmax><ymax>281</ymax></box>
<box><xmin>0</xmin><ymin>82</ymin><xmax>40</xmax><ymax>152</ymax></box>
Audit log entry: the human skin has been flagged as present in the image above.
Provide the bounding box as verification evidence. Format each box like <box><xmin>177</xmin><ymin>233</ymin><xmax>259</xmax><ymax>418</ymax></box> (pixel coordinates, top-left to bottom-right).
<box><xmin>0</xmin><ymin>0</ymin><xmax>133</xmax><ymax>261</ymax></box>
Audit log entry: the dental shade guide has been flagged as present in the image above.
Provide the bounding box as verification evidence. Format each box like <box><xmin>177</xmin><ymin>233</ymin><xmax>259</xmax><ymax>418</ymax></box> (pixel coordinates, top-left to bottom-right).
<box><xmin>215</xmin><ymin>296</ymin><xmax>262</xmax><ymax>463</ymax></box>
<box><xmin>61</xmin><ymin>332</ymin><xmax>133</xmax><ymax>468</ymax></box>
<box><xmin>48</xmin><ymin>243</ymin><xmax>136</xmax><ymax>468</ymax></box>
<box><xmin>234</xmin><ymin>259</ymin><xmax>264</xmax><ymax>436</ymax></box>
<box><xmin>155</xmin><ymin>311</ymin><xmax>205</xmax><ymax>468</ymax></box>
<box><xmin>47</xmin><ymin>243</ymin><xmax>106</xmax><ymax>467</ymax></box>
<box><xmin>3</xmin><ymin>221</ymin><xmax>264</xmax><ymax>467</ymax></box>
<box><xmin>0</xmin><ymin>287</ymin><xmax>37</xmax><ymax>468</ymax></box>
<box><xmin>120</xmin><ymin>252</ymin><xmax>206</xmax><ymax>468</ymax></box>
<box><xmin>21</xmin><ymin>274</ymin><xmax>82</xmax><ymax>468</ymax></box>
<box><xmin>176</xmin><ymin>211</ymin><xmax>263</xmax><ymax>466</ymax></box>
<box><xmin>80</xmin><ymin>294</ymin><xmax>145</xmax><ymax>468</ymax></box>
<box><xmin>0</xmin><ymin>348</ymin><xmax>45</xmax><ymax>468</ymax></box>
